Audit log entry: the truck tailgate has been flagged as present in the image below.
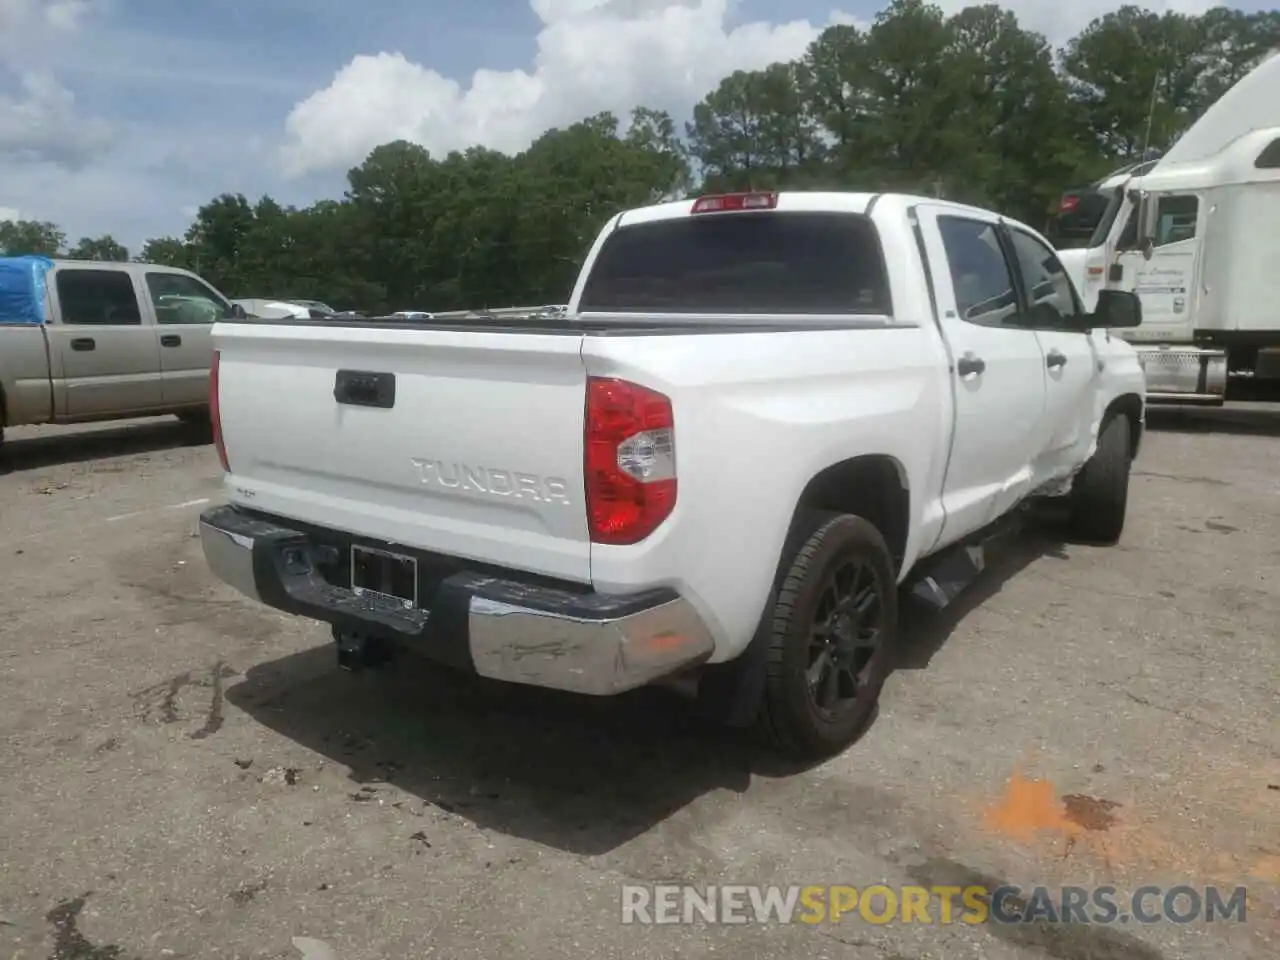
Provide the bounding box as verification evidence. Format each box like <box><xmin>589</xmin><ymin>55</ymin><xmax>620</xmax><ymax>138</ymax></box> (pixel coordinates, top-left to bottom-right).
<box><xmin>213</xmin><ymin>321</ymin><xmax>591</xmax><ymax>582</ymax></box>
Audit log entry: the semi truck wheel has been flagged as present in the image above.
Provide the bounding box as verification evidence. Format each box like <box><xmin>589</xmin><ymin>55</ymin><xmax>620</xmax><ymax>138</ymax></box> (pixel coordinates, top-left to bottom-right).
<box><xmin>755</xmin><ymin>513</ymin><xmax>896</xmax><ymax>760</ymax></box>
<box><xmin>1067</xmin><ymin>413</ymin><xmax>1131</xmax><ymax>545</ymax></box>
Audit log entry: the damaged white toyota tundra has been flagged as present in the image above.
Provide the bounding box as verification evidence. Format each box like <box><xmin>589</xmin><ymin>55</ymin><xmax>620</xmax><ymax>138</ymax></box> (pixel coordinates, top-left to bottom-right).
<box><xmin>199</xmin><ymin>191</ymin><xmax>1146</xmax><ymax>759</ymax></box>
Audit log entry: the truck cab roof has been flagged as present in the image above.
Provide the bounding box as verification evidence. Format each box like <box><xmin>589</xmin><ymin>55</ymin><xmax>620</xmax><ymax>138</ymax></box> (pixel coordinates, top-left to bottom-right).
<box><xmin>612</xmin><ymin>190</ymin><xmax>1048</xmax><ymax>236</ymax></box>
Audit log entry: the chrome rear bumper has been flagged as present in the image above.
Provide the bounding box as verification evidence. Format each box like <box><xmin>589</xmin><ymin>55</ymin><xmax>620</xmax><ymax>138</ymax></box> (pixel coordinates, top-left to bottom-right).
<box><xmin>199</xmin><ymin>505</ymin><xmax>715</xmax><ymax>695</ymax></box>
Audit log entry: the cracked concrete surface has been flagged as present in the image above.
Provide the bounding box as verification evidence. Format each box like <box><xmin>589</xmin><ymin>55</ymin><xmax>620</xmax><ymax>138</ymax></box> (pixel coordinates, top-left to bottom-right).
<box><xmin>0</xmin><ymin>409</ymin><xmax>1276</xmax><ymax>959</ymax></box>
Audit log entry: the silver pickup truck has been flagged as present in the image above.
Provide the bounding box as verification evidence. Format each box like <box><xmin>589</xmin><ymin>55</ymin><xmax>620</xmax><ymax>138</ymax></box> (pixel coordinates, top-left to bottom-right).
<box><xmin>0</xmin><ymin>257</ymin><xmax>242</xmax><ymax>450</ymax></box>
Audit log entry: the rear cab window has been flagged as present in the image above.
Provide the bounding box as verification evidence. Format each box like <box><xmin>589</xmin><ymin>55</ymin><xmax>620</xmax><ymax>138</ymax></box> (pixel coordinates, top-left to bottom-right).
<box><xmin>55</xmin><ymin>269</ymin><xmax>142</xmax><ymax>325</ymax></box>
<box><xmin>578</xmin><ymin>212</ymin><xmax>893</xmax><ymax>316</ymax></box>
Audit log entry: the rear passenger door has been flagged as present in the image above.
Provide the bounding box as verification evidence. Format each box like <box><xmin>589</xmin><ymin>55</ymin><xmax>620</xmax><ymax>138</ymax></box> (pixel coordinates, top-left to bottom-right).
<box><xmin>143</xmin><ymin>271</ymin><xmax>229</xmax><ymax>406</ymax></box>
<box><xmin>911</xmin><ymin>204</ymin><xmax>1048</xmax><ymax>546</ymax></box>
<box><xmin>46</xmin><ymin>267</ymin><xmax>161</xmax><ymax>418</ymax></box>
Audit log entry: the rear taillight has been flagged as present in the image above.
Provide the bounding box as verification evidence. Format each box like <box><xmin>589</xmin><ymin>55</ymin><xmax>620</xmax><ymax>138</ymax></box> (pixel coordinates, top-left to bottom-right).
<box><xmin>691</xmin><ymin>191</ymin><xmax>778</xmax><ymax>214</ymax></box>
<box><xmin>585</xmin><ymin>377</ymin><xmax>676</xmax><ymax>545</ymax></box>
<box><xmin>210</xmin><ymin>350</ymin><xmax>230</xmax><ymax>472</ymax></box>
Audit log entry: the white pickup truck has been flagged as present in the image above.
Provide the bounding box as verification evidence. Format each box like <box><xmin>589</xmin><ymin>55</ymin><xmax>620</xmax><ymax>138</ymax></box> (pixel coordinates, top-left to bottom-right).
<box><xmin>200</xmin><ymin>191</ymin><xmax>1146</xmax><ymax>759</ymax></box>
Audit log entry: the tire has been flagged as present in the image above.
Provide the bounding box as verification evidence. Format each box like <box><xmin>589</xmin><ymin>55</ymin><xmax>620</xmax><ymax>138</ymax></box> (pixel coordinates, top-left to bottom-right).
<box><xmin>755</xmin><ymin>513</ymin><xmax>897</xmax><ymax>761</ymax></box>
<box><xmin>1067</xmin><ymin>413</ymin><xmax>1131</xmax><ymax>545</ymax></box>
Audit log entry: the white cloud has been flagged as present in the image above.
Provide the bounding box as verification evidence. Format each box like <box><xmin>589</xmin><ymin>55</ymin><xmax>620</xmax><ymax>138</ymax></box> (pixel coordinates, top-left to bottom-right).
<box><xmin>0</xmin><ymin>71</ymin><xmax>114</xmax><ymax>167</ymax></box>
<box><xmin>0</xmin><ymin>0</ymin><xmax>112</xmax><ymax>170</ymax></box>
<box><xmin>0</xmin><ymin>0</ymin><xmax>89</xmax><ymax>37</ymax></box>
<box><xmin>280</xmin><ymin>0</ymin><xmax>1235</xmax><ymax>179</ymax></box>
<box><xmin>279</xmin><ymin>0</ymin><xmax>857</xmax><ymax>177</ymax></box>
<box><xmin>0</xmin><ymin>205</ymin><xmax>18</xmax><ymax>221</ymax></box>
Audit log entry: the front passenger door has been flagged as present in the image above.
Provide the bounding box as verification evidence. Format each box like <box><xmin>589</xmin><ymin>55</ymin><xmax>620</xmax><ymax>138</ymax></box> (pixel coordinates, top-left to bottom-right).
<box><xmin>914</xmin><ymin>205</ymin><xmax>1049</xmax><ymax>547</ymax></box>
<box><xmin>1001</xmin><ymin>224</ymin><xmax>1100</xmax><ymax>480</ymax></box>
<box><xmin>143</xmin><ymin>272</ymin><xmax>229</xmax><ymax>406</ymax></box>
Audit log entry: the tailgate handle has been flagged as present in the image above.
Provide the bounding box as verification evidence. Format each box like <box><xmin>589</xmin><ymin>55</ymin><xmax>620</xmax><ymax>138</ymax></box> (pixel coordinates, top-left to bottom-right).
<box><xmin>334</xmin><ymin>370</ymin><xmax>395</xmax><ymax>408</ymax></box>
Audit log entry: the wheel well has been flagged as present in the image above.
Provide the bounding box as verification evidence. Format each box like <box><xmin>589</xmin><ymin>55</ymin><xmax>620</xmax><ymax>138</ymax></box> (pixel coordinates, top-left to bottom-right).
<box><xmin>1106</xmin><ymin>393</ymin><xmax>1144</xmax><ymax>459</ymax></box>
<box><xmin>790</xmin><ymin>455</ymin><xmax>910</xmax><ymax>571</ymax></box>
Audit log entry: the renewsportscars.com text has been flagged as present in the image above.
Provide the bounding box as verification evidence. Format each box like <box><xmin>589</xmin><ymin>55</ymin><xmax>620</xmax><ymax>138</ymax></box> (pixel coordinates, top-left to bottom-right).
<box><xmin>620</xmin><ymin>884</ymin><xmax>1249</xmax><ymax>926</ymax></box>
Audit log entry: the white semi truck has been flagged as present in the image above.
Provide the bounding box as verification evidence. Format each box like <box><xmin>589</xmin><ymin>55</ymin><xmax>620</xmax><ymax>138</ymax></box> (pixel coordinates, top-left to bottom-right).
<box><xmin>1058</xmin><ymin>50</ymin><xmax>1280</xmax><ymax>405</ymax></box>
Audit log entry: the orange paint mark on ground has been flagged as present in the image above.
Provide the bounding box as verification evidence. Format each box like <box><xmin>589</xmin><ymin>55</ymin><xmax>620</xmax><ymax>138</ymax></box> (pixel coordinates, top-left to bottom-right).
<box><xmin>1247</xmin><ymin>853</ymin><xmax>1280</xmax><ymax>882</ymax></box>
<box><xmin>981</xmin><ymin>767</ymin><xmax>1091</xmax><ymax>843</ymax></box>
<box><xmin>977</xmin><ymin>765</ymin><xmax>1278</xmax><ymax>886</ymax></box>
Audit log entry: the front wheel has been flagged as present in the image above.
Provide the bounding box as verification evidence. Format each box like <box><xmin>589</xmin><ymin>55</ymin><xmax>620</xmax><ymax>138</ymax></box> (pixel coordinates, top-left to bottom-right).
<box><xmin>1067</xmin><ymin>413</ymin><xmax>1131</xmax><ymax>545</ymax></box>
<box><xmin>756</xmin><ymin>514</ymin><xmax>897</xmax><ymax>761</ymax></box>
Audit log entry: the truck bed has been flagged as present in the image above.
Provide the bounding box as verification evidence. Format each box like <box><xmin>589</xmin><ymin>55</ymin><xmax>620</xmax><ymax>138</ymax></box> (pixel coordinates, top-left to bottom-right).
<box><xmin>220</xmin><ymin>314</ymin><xmax>889</xmax><ymax>336</ymax></box>
<box><xmin>211</xmin><ymin>312</ymin><xmax>930</xmax><ymax>595</ymax></box>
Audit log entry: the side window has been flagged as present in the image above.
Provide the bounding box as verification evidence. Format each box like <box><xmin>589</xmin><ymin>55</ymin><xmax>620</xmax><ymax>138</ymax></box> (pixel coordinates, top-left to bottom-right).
<box><xmin>1154</xmin><ymin>195</ymin><xmax>1197</xmax><ymax>246</ymax></box>
<box><xmin>145</xmin><ymin>272</ymin><xmax>231</xmax><ymax>324</ymax></box>
<box><xmin>55</xmin><ymin>270</ymin><xmax>142</xmax><ymax>325</ymax></box>
<box><xmin>1256</xmin><ymin>136</ymin><xmax>1280</xmax><ymax>169</ymax></box>
<box><xmin>936</xmin><ymin>216</ymin><xmax>1020</xmax><ymax>326</ymax></box>
<box><xmin>1005</xmin><ymin>228</ymin><xmax>1085</xmax><ymax>327</ymax></box>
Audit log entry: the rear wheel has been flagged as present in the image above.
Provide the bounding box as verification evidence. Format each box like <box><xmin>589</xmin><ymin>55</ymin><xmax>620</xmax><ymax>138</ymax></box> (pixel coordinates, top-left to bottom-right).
<box><xmin>1067</xmin><ymin>413</ymin><xmax>1131</xmax><ymax>545</ymax></box>
<box><xmin>756</xmin><ymin>514</ymin><xmax>896</xmax><ymax>760</ymax></box>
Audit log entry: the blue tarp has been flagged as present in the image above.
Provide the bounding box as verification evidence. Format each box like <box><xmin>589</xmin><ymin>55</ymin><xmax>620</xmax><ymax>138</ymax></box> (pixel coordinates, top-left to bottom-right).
<box><xmin>0</xmin><ymin>255</ymin><xmax>55</xmax><ymax>325</ymax></box>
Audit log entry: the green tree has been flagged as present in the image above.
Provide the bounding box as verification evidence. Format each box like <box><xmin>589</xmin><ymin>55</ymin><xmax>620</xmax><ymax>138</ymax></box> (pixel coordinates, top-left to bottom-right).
<box><xmin>137</xmin><ymin>237</ymin><xmax>192</xmax><ymax>268</ymax></box>
<box><xmin>686</xmin><ymin>70</ymin><xmax>779</xmax><ymax>187</ymax></box>
<box><xmin>67</xmin><ymin>235</ymin><xmax>129</xmax><ymax>261</ymax></box>
<box><xmin>0</xmin><ymin>220</ymin><xmax>65</xmax><ymax>257</ymax></box>
<box><xmin>800</xmin><ymin>24</ymin><xmax>870</xmax><ymax>170</ymax></box>
<box><xmin>181</xmin><ymin>193</ymin><xmax>259</xmax><ymax>292</ymax></box>
<box><xmin>1193</xmin><ymin>8</ymin><xmax>1280</xmax><ymax>108</ymax></box>
<box><xmin>855</xmin><ymin>0</ymin><xmax>963</xmax><ymax>193</ymax></box>
<box><xmin>1062</xmin><ymin>6</ymin><xmax>1209</xmax><ymax>160</ymax></box>
<box><xmin>625</xmin><ymin>107</ymin><xmax>693</xmax><ymax>199</ymax></box>
<box><xmin>943</xmin><ymin>4</ymin><xmax>1086</xmax><ymax>221</ymax></box>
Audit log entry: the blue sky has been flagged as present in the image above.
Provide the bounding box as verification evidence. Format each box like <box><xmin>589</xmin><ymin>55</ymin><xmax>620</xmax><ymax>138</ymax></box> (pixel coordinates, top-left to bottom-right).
<box><xmin>0</xmin><ymin>0</ymin><xmax>1268</xmax><ymax>252</ymax></box>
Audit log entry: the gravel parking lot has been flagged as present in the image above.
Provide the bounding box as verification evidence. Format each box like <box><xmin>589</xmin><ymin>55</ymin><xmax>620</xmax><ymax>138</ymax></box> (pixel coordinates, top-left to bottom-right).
<box><xmin>0</xmin><ymin>408</ymin><xmax>1276</xmax><ymax>960</ymax></box>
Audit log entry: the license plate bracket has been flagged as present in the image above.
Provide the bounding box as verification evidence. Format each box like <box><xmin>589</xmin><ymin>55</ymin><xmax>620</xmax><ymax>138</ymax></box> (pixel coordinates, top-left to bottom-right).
<box><xmin>351</xmin><ymin>544</ymin><xmax>418</xmax><ymax>610</ymax></box>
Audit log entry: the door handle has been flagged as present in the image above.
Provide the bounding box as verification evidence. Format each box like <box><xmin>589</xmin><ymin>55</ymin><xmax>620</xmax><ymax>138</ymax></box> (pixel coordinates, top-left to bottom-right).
<box><xmin>160</xmin><ymin>334</ymin><xmax>182</xmax><ymax>347</ymax></box>
<box><xmin>1046</xmin><ymin>349</ymin><xmax>1067</xmax><ymax>369</ymax></box>
<box><xmin>956</xmin><ymin>353</ymin><xmax>986</xmax><ymax>377</ymax></box>
<box><xmin>70</xmin><ymin>337</ymin><xmax>95</xmax><ymax>351</ymax></box>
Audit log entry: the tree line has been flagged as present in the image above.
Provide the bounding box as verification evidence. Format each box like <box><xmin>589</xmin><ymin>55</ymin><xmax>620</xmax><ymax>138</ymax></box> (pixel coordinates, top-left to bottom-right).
<box><xmin>2</xmin><ymin>1</ymin><xmax>1277</xmax><ymax>314</ymax></box>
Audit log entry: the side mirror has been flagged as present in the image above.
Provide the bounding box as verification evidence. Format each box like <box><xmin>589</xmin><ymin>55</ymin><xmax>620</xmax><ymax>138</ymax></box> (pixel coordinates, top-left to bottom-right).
<box><xmin>1092</xmin><ymin>289</ymin><xmax>1142</xmax><ymax>329</ymax></box>
<box><xmin>1136</xmin><ymin>193</ymin><xmax>1159</xmax><ymax>260</ymax></box>
<box><xmin>230</xmin><ymin>303</ymin><xmax>247</xmax><ymax>319</ymax></box>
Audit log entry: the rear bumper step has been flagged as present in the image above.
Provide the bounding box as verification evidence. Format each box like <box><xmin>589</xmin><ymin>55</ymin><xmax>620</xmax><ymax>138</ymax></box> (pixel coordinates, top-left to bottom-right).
<box><xmin>199</xmin><ymin>504</ymin><xmax>714</xmax><ymax>695</ymax></box>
